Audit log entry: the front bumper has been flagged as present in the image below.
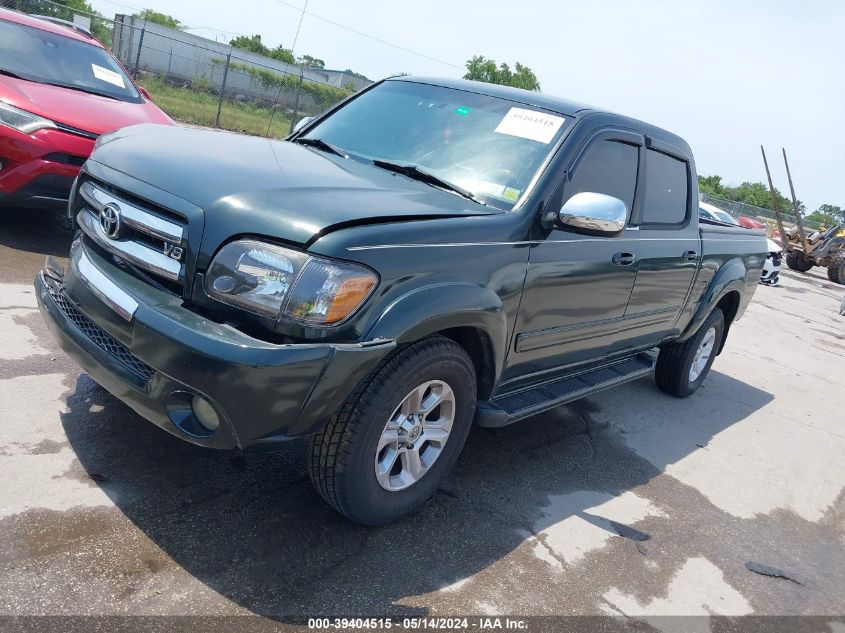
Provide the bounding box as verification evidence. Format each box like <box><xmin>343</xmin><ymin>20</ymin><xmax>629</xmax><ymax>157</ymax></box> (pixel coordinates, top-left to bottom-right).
<box><xmin>35</xmin><ymin>241</ymin><xmax>395</xmax><ymax>450</ymax></box>
<box><xmin>0</xmin><ymin>127</ymin><xmax>91</xmax><ymax>210</ymax></box>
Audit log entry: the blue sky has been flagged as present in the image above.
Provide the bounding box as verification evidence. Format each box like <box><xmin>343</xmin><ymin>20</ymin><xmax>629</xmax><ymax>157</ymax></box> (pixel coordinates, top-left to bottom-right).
<box><xmin>90</xmin><ymin>0</ymin><xmax>844</xmax><ymax>210</ymax></box>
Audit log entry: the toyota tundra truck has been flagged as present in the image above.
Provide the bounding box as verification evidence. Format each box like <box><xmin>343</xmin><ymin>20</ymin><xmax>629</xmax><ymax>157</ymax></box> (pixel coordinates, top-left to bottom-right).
<box><xmin>35</xmin><ymin>76</ymin><xmax>766</xmax><ymax>524</ymax></box>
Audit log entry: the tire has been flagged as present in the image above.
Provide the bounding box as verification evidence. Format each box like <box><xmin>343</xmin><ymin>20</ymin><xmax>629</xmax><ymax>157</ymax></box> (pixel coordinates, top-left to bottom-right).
<box><xmin>826</xmin><ymin>252</ymin><xmax>845</xmax><ymax>285</ymax></box>
<box><xmin>655</xmin><ymin>308</ymin><xmax>725</xmax><ymax>398</ymax></box>
<box><xmin>785</xmin><ymin>250</ymin><xmax>814</xmax><ymax>272</ymax></box>
<box><xmin>308</xmin><ymin>335</ymin><xmax>477</xmax><ymax>525</ymax></box>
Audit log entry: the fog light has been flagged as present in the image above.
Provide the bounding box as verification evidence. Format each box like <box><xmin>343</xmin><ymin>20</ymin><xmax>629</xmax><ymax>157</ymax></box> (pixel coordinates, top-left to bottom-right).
<box><xmin>191</xmin><ymin>395</ymin><xmax>220</xmax><ymax>431</ymax></box>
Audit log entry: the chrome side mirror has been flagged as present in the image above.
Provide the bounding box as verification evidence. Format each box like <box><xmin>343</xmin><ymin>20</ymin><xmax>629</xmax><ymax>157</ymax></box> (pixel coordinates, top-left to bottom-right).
<box><xmin>292</xmin><ymin>116</ymin><xmax>315</xmax><ymax>133</ymax></box>
<box><xmin>558</xmin><ymin>192</ymin><xmax>628</xmax><ymax>236</ymax></box>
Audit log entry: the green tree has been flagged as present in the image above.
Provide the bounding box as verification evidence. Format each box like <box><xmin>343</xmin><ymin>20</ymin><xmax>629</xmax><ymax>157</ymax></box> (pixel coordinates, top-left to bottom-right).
<box><xmin>463</xmin><ymin>55</ymin><xmax>541</xmax><ymax>91</ymax></box>
<box><xmin>697</xmin><ymin>175</ymin><xmax>797</xmax><ymax>214</ymax></box>
<box><xmin>136</xmin><ymin>9</ymin><xmax>183</xmax><ymax>30</ymax></box>
<box><xmin>229</xmin><ymin>34</ymin><xmax>269</xmax><ymax>55</ymax></box>
<box><xmin>268</xmin><ymin>45</ymin><xmax>295</xmax><ymax>64</ymax></box>
<box><xmin>298</xmin><ymin>54</ymin><xmax>325</xmax><ymax>69</ymax></box>
<box><xmin>815</xmin><ymin>204</ymin><xmax>844</xmax><ymax>222</ymax></box>
<box><xmin>805</xmin><ymin>211</ymin><xmax>837</xmax><ymax>226</ymax></box>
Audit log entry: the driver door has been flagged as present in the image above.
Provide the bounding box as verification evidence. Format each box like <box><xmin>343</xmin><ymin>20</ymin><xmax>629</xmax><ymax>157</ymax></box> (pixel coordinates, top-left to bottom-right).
<box><xmin>503</xmin><ymin>131</ymin><xmax>644</xmax><ymax>385</ymax></box>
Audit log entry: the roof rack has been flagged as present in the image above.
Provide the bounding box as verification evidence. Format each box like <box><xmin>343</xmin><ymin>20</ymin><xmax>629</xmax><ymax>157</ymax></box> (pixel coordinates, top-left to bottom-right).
<box><xmin>28</xmin><ymin>14</ymin><xmax>94</xmax><ymax>38</ymax></box>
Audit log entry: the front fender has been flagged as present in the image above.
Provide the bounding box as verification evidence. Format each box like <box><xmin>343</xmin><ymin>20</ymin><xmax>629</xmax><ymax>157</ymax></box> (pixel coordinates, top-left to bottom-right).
<box><xmin>678</xmin><ymin>257</ymin><xmax>747</xmax><ymax>344</ymax></box>
<box><xmin>365</xmin><ymin>282</ymin><xmax>508</xmax><ymax>384</ymax></box>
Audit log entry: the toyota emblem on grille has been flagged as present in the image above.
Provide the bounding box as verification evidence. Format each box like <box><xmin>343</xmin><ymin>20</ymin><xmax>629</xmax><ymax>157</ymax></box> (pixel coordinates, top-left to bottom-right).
<box><xmin>99</xmin><ymin>203</ymin><xmax>123</xmax><ymax>239</ymax></box>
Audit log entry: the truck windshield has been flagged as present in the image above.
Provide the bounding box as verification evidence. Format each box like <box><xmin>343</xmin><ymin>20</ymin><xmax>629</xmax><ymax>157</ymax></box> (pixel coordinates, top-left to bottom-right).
<box><xmin>300</xmin><ymin>80</ymin><xmax>570</xmax><ymax>209</ymax></box>
<box><xmin>0</xmin><ymin>19</ymin><xmax>140</xmax><ymax>103</ymax></box>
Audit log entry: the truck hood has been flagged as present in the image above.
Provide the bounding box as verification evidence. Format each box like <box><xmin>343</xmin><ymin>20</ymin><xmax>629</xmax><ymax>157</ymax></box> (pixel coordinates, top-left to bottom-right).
<box><xmin>90</xmin><ymin>124</ymin><xmax>501</xmax><ymax>246</ymax></box>
<box><xmin>0</xmin><ymin>77</ymin><xmax>172</xmax><ymax>135</ymax></box>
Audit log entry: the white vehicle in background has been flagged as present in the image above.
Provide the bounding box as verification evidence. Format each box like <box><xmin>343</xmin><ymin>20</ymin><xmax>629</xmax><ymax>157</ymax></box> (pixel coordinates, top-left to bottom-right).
<box><xmin>760</xmin><ymin>238</ymin><xmax>782</xmax><ymax>286</ymax></box>
<box><xmin>698</xmin><ymin>201</ymin><xmax>740</xmax><ymax>226</ymax></box>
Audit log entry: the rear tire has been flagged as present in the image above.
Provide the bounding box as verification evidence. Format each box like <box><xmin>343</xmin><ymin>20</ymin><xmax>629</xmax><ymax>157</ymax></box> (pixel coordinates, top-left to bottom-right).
<box><xmin>655</xmin><ymin>308</ymin><xmax>725</xmax><ymax>398</ymax></box>
<box><xmin>308</xmin><ymin>336</ymin><xmax>476</xmax><ymax>525</ymax></box>
<box><xmin>785</xmin><ymin>251</ymin><xmax>814</xmax><ymax>272</ymax></box>
<box><xmin>826</xmin><ymin>252</ymin><xmax>845</xmax><ymax>285</ymax></box>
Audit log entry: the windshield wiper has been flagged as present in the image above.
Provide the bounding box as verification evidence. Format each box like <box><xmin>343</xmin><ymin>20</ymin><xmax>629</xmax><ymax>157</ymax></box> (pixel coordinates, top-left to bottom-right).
<box><xmin>293</xmin><ymin>137</ymin><xmax>348</xmax><ymax>158</ymax></box>
<box><xmin>49</xmin><ymin>83</ymin><xmax>121</xmax><ymax>100</ymax></box>
<box><xmin>0</xmin><ymin>68</ymin><xmax>26</xmax><ymax>80</ymax></box>
<box><xmin>372</xmin><ymin>160</ymin><xmax>487</xmax><ymax>206</ymax></box>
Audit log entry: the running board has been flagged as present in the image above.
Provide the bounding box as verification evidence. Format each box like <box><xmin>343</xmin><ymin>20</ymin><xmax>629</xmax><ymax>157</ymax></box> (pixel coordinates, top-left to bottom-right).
<box><xmin>476</xmin><ymin>352</ymin><xmax>655</xmax><ymax>428</ymax></box>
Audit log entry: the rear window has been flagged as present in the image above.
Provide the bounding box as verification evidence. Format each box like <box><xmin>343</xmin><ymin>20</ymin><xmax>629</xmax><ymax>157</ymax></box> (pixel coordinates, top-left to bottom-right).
<box><xmin>0</xmin><ymin>18</ymin><xmax>140</xmax><ymax>103</ymax></box>
<box><xmin>642</xmin><ymin>149</ymin><xmax>688</xmax><ymax>224</ymax></box>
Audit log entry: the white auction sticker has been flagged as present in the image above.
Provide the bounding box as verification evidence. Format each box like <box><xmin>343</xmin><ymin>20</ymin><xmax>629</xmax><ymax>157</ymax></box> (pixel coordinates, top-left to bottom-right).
<box><xmin>494</xmin><ymin>107</ymin><xmax>565</xmax><ymax>144</ymax></box>
<box><xmin>91</xmin><ymin>64</ymin><xmax>125</xmax><ymax>88</ymax></box>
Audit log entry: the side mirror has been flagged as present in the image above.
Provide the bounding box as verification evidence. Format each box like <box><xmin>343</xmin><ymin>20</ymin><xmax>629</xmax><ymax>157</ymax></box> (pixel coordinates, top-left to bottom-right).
<box><xmin>558</xmin><ymin>192</ymin><xmax>627</xmax><ymax>236</ymax></box>
<box><xmin>292</xmin><ymin>116</ymin><xmax>315</xmax><ymax>133</ymax></box>
<box><xmin>138</xmin><ymin>86</ymin><xmax>152</xmax><ymax>101</ymax></box>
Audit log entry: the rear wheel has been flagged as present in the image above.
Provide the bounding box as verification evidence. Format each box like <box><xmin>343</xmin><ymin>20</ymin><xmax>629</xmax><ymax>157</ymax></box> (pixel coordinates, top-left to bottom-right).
<box><xmin>308</xmin><ymin>336</ymin><xmax>476</xmax><ymax>525</ymax></box>
<box><xmin>826</xmin><ymin>252</ymin><xmax>845</xmax><ymax>285</ymax></box>
<box><xmin>785</xmin><ymin>250</ymin><xmax>814</xmax><ymax>272</ymax></box>
<box><xmin>655</xmin><ymin>308</ymin><xmax>725</xmax><ymax>398</ymax></box>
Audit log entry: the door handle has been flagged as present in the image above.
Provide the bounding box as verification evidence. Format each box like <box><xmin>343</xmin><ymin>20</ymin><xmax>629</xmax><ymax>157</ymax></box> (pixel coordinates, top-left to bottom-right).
<box><xmin>612</xmin><ymin>252</ymin><xmax>637</xmax><ymax>266</ymax></box>
<box><xmin>682</xmin><ymin>250</ymin><xmax>698</xmax><ymax>261</ymax></box>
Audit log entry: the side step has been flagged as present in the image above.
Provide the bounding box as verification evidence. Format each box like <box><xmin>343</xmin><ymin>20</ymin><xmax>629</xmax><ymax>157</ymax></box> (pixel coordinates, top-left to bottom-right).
<box><xmin>477</xmin><ymin>352</ymin><xmax>655</xmax><ymax>428</ymax></box>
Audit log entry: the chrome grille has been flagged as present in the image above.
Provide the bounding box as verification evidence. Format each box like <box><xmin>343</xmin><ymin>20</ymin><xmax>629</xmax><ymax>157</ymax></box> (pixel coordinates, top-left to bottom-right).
<box><xmin>76</xmin><ymin>180</ymin><xmax>187</xmax><ymax>285</ymax></box>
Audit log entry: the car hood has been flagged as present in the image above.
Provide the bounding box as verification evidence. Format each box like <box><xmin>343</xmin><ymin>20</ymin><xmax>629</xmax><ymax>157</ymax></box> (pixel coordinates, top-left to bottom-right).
<box><xmin>0</xmin><ymin>76</ymin><xmax>172</xmax><ymax>135</ymax></box>
<box><xmin>89</xmin><ymin>124</ymin><xmax>501</xmax><ymax>246</ymax></box>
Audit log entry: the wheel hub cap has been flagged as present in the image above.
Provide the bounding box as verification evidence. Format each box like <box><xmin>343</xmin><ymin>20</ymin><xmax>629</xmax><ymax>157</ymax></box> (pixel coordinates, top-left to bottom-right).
<box><xmin>375</xmin><ymin>380</ymin><xmax>455</xmax><ymax>491</ymax></box>
<box><xmin>689</xmin><ymin>326</ymin><xmax>717</xmax><ymax>383</ymax></box>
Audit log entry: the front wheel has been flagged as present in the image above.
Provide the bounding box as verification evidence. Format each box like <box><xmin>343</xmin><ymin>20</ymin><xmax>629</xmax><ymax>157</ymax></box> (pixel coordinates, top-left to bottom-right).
<box><xmin>308</xmin><ymin>336</ymin><xmax>476</xmax><ymax>525</ymax></box>
<box><xmin>655</xmin><ymin>308</ymin><xmax>725</xmax><ymax>398</ymax></box>
<box><xmin>826</xmin><ymin>252</ymin><xmax>845</xmax><ymax>285</ymax></box>
<box><xmin>785</xmin><ymin>250</ymin><xmax>814</xmax><ymax>272</ymax></box>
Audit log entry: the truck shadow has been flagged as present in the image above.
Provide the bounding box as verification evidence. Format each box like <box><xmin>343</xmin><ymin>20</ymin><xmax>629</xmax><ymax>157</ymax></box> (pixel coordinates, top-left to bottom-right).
<box><xmin>60</xmin><ymin>369</ymin><xmax>773</xmax><ymax>618</ymax></box>
<box><xmin>0</xmin><ymin>207</ymin><xmax>72</xmax><ymax>282</ymax></box>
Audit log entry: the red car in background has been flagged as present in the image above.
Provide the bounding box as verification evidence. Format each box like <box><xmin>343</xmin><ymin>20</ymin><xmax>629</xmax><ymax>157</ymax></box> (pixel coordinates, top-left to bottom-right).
<box><xmin>0</xmin><ymin>9</ymin><xmax>171</xmax><ymax>214</ymax></box>
<box><xmin>736</xmin><ymin>215</ymin><xmax>766</xmax><ymax>230</ymax></box>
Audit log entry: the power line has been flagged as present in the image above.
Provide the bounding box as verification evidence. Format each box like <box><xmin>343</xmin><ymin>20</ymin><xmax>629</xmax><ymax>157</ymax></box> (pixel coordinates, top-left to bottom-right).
<box><xmin>271</xmin><ymin>0</ymin><xmax>461</xmax><ymax>70</ymax></box>
<box><xmin>290</xmin><ymin>0</ymin><xmax>308</xmax><ymax>56</ymax></box>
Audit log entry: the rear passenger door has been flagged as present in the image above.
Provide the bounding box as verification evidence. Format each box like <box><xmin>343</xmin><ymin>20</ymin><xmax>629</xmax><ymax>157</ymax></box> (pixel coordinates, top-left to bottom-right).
<box><xmin>619</xmin><ymin>141</ymin><xmax>699</xmax><ymax>349</ymax></box>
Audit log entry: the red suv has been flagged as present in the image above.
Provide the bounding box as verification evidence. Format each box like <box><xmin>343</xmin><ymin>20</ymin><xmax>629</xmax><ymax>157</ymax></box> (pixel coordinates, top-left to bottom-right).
<box><xmin>0</xmin><ymin>9</ymin><xmax>172</xmax><ymax>213</ymax></box>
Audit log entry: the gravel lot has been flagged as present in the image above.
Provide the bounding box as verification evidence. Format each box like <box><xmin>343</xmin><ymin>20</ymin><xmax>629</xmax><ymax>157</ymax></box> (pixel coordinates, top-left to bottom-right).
<box><xmin>1</xmin><ymin>207</ymin><xmax>844</xmax><ymax>626</ymax></box>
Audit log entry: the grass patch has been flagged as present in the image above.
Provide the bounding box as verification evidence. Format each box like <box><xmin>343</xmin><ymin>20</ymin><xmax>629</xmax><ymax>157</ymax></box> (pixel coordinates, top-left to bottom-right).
<box><xmin>138</xmin><ymin>77</ymin><xmax>292</xmax><ymax>138</ymax></box>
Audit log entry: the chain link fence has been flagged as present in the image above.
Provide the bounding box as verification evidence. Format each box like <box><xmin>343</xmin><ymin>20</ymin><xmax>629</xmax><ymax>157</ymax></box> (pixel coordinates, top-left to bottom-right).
<box><xmin>2</xmin><ymin>0</ymin><xmax>370</xmax><ymax>138</ymax></box>
<box><xmin>701</xmin><ymin>193</ymin><xmax>820</xmax><ymax>232</ymax></box>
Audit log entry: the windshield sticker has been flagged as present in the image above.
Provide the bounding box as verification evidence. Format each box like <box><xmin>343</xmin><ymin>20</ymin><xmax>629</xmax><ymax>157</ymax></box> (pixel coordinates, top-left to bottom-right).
<box><xmin>453</xmin><ymin>106</ymin><xmax>472</xmax><ymax>116</ymax></box>
<box><xmin>494</xmin><ymin>107</ymin><xmax>565</xmax><ymax>144</ymax></box>
<box><xmin>502</xmin><ymin>187</ymin><xmax>521</xmax><ymax>202</ymax></box>
<box><xmin>91</xmin><ymin>64</ymin><xmax>125</xmax><ymax>88</ymax></box>
<box><xmin>478</xmin><ymin>181</ymin><xmax>505</xmax><ymax>197</ymax></box>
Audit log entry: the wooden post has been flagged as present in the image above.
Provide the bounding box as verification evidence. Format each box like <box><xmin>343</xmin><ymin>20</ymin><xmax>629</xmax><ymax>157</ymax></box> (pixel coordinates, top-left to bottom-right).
<box><xmin>782</xmin><ymin>148</ymin><xmax>812</xmax><ymax>255</ymax></box>
<box><xmin>760</xmin><ymin>146</ymin><xmax>789</xmax><ymax>252</ymax></box>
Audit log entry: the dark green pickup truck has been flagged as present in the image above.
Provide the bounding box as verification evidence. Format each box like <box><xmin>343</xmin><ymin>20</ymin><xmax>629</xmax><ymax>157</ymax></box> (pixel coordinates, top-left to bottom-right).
<box><xmin>36</xmin><ymin>76</ymin><xmax>766</xmax><ymax>524</ymax></box>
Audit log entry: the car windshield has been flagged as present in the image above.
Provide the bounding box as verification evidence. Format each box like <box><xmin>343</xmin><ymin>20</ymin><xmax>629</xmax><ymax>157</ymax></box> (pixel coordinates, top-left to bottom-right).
<box><xmin>712</xmin><ymin>209</ymin><xmax>738</xmax><ymax>224</ymax></box>
<box><xmin>0</xmin><ymin>18</ymin><xmax>140</xmax><ymax>102</ymax></box>
<box><xmin>300</xmin><ymin>80</ymin><xmax>571</xmax><ymax>209</ymax></box>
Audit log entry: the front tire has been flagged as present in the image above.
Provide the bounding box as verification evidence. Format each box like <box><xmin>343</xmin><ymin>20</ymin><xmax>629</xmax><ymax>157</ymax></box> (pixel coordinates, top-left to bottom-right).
<box><xmin>655</xmin><ymin>308</ymin><xmax>725</xmax><ymax>398</ymax></box>
<box><xmin>785</xmin><ymin>250</ymin><xmax>814</xmax><ymax>272</ymax></box>
<box><xmin>308</xmin><ymin>336</ymin><xmax>476</xmax><ymax>525</ymax></box>
<box><xmin>826</xmin><ymin>252</ymin><xmax>845</xmax><ymax>284</ymax></box>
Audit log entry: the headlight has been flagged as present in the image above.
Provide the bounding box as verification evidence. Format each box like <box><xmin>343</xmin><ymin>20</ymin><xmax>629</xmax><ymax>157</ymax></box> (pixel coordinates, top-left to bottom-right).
<box><xmin>205</xmin><ymin>239</ymin><xmax>377</xmax><ymax>326</ymax></box>
<box><xmin>0</xmin><ymin>101</ymin><xmax>57</xmax><ymax>134</ymax></box>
